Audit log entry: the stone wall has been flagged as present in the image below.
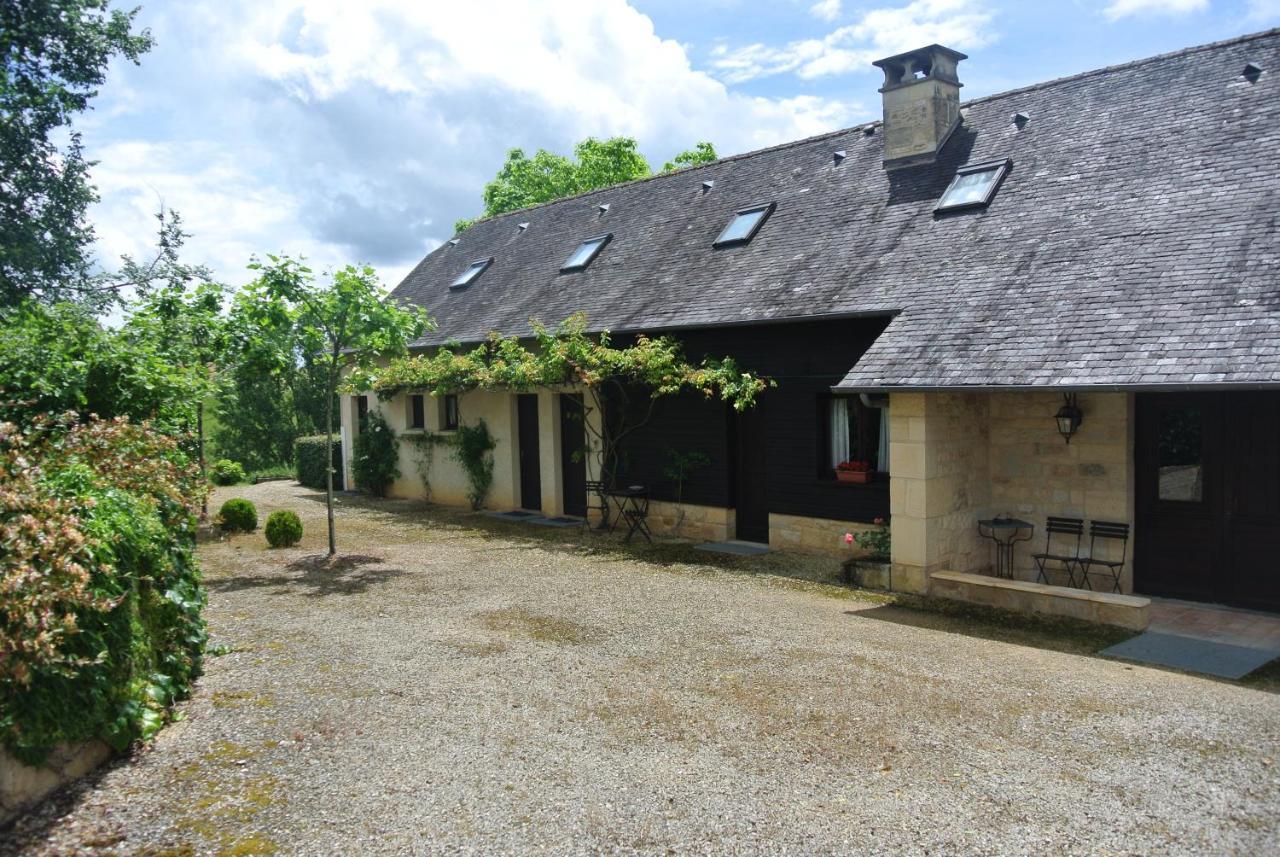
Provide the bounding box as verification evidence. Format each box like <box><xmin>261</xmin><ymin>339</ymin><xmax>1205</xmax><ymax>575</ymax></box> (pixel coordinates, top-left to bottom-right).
<box><xmin>1</xmin><ymin>741</ymin><xmax>111</xmax><ymax>826</ymax></box>
<box><xmin>887</xmin><ymin>391</ymin><xmax>1134</xmax><ymax>596</ymax></box>
<box><xmin>770</xmin><ymin>512</ymin><xmax>880</xmax><ymax>555</ymax></box>
<box><xmin>887</xmin><ymin>392</ymin><xmax>991</xmax><ymax>593</ymax></box>
<box><xmin>644</xmin><ymin>501</ymin><xmax>735</xmax><ymax>542</ymax></box>
<box><xmin>987</xmin><ymin>392</ymin><xmax>1133</xmax><ymax>588</ymax></box>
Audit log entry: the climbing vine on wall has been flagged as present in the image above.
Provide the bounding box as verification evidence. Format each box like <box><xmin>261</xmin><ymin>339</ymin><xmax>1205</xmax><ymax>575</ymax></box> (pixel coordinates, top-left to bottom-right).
<box><xmin>347</xmin><ymin>313</ymin><xmax>771</xmax><ymax>488</ymax></box>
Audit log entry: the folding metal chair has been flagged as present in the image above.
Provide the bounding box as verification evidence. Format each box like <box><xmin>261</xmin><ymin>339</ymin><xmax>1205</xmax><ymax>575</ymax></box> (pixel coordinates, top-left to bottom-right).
<box><xmin>1079</xmin><ymin>520</ymin><xmax>1130</xmax><ymax>594</ymax></box>
<box><xmin>623</xmin><ymin>492</ymin><xmax>651</xmax><ymax>544</ymax></box>
<box><xmin>1032</xmin><ymin>516</ymin><xmax>1085</xmax><ymax>587</ymax></box>
<box><xmin>584</xmin><ymin>480</ymin><xmax>610</xmax><ymax>530</ymax></box>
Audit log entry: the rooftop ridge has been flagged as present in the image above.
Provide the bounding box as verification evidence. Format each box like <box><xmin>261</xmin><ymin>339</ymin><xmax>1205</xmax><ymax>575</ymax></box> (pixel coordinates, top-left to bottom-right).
<box><xmin>448</xmin><ymin>26</ymin><xmax>1279</xmax><ymax>235</ymax></box>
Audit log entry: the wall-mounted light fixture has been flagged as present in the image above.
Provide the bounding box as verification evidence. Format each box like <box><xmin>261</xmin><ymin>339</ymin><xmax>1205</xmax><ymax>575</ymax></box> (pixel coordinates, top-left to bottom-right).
<box><xmin>1055</xmin><ymin>393</ymin><xmax>1084</xmax><ymax>444</ymax></box>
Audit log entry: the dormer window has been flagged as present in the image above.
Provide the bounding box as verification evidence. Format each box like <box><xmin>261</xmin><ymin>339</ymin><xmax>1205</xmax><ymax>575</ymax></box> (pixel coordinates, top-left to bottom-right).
<box><xmin>936</xmin><ymin>159</ymin><xmax>1011</xmax><ymax>212</ymax></box>
<box><xmin>450</xmin><ymin>257</ymin><xmax>492</xmax><ymax>290</ymax></box>
<box><xmin>561</xmin><ymin>234</ymin><xmax>612</xmax><ymax>272</ymax></box>
<box><xmin>714</xmin><ymin>202</ymin><xmax>775</xmax><ymax>247</ymax></box>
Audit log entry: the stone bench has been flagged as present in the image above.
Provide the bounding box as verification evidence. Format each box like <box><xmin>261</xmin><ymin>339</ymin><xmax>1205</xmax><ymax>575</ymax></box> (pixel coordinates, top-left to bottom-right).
<box><xmin>928</xmin><ymin>570</ymin><xmax>1150</xmax><ymax>631</ymax></box>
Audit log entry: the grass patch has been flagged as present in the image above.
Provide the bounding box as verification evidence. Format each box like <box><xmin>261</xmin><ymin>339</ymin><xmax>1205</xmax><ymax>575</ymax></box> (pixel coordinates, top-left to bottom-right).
<box><xmin>478</xmin><ymin>607</ymin><xmax>593</xmax><ymax>644</ymax></box>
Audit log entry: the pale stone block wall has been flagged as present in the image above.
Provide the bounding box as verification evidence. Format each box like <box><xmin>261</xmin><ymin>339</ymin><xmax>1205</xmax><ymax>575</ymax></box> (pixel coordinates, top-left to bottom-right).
<box><xmin>644</xmin><ymin>501</ymin><xmax>735</xmax><ymax>542</ymax></box>
<box><xmin>2</xmin><ymin>741</ymin><xmax>111</xmax><ymax>826</ymax></box>
<box><xmin>887</xmin><ymin>391</ymin><xmax>1135</xmax><ymax>596</ymax></box>
<box><xmin>770</xmin><ymin>512</ymin><xmax>880</xmax><ymax>555</ymax></box>
<box><xmin>887</xmin><ymin>392</ymin><xmax>991</xmax><ymax>593</ymax></box>
<box><xmin>987</xmin><ymin>392</ymin><xmax>1133</xmax><ymax>589</ymax></box>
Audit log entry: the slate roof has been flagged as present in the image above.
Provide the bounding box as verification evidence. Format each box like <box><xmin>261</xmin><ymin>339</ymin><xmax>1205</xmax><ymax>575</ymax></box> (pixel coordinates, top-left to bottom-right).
<box><xmin>388</xmin><ymin>29</ymin><xmax>1280</xmax><ymax>390</ymax></box>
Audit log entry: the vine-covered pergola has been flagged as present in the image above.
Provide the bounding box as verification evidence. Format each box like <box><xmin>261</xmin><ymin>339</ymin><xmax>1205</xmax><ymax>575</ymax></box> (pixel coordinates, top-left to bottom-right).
<box><xmin>347</xmin><ymin>313</ymin><xmax>772</xmax><ymax>488</ymax></box>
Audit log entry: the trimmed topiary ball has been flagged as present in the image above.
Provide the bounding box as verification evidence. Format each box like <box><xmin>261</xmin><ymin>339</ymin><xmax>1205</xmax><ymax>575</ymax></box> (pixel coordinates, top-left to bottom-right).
<box><xmin>264</xmin><ymin>510</ymin><xmax>303</xmax><ymax>548</ymax></box>
<box><xmin>218</xmin><ymin>498</ymin><xmax>258</xmax><ymax>533</ymax></box>
<box><xmin>209</xmin><ymin>459</ymin><xmax>246</xmax><ymax>486</ymax></box>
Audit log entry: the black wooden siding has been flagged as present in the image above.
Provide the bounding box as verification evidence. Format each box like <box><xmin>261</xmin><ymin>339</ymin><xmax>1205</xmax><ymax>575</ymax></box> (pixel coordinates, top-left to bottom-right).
<box><xmin>612</xmin><ymin>317</ymin><xmax>891</xmax><ymax>524</ymax></box>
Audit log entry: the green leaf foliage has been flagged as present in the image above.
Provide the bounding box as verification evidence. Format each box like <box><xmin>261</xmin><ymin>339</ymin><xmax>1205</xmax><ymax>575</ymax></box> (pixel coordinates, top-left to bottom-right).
<box><xmin>456</xmin><ymin>137</ymin><xmax>715</xmax><ymax>232</ymax></box>
<box><xmin>0</xmin><ymin>415</ymin><xmax>206</xmax><ymax>763</ymax></box>
<box><xmin>352</xmin><ymin>411</ymin><xmax>399</xmax><ymax>497</ymax></box>
<box><xmin>264</xmin><ymin>510</ymin><xmax>303</xmax><ymax>548</ymax></box>
<box><xmin>452</xmin><ymin>420</ymin><xmax>496</xmax><ymax>510</ymax></box>
<box><xmin>217</xmin><ymin>498</ymin><xmax>257</xmax><ymax>533</ymax></box>
<box><xmin>1</xmin><ymin>0</ymin><xmax>154</xmax><ymax>304</ymax></box>
<box><xmin>208</xmin><ymin>459</ymin><xmax>245</xmax><ymax>486</ymax></box>
<box><xmin>295</xmin><ymin>434</ymin><xmax>344</xmax><ymax>491</ymax></box>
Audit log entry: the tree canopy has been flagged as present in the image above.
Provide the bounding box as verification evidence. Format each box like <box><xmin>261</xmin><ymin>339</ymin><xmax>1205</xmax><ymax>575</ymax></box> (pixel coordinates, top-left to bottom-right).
<box><xmin>455</xmin><ymin>137</ymin><xmax>717</xmax><ymax>232</ymax></box>
<box><xmin>0</xmin><ymin>0</ymin><xmax>154</xmax><ymax>304</ymax></box>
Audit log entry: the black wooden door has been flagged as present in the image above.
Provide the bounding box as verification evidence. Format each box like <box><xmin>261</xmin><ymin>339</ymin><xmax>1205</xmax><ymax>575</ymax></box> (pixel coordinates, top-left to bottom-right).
<box><xmin>733</xmin><ymin>406</ymin><xmax>769</xmax><ymax>543</ymax></box>
<box><xmin>559</xmin><ymin>393</ymin><xmax>587</xmax><ymax>518</ymax></box>
<box><xmin>1136</xmin><ymin>392</ymin><xmax>1280</xmax><ymax>611</ymax></box>
<box><xmin>517</xmin><ymin>394</ymin><xmax>542</xmax><ymax>511</ymax></box>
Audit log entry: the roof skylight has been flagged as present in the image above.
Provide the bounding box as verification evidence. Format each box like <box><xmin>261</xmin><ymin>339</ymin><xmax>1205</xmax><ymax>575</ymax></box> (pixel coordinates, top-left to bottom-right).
<box><xmin>561</xmin><ymin>234</ymin><xmax>611</xmax><ymax>272</ymax></box>
<box><xmin>936</xmin><ymin>159</ymin><xmax>1011</xmax><ymax>212</ymax></box>
<box><xmin>713</xmin><ymin>202</ymin><xmax>775</xmax><ymax>247</ymax></box>
<box><xmin>450</xmin><ymin>257</ymin><xmax>492</xmax><ymax>290</ymax></box>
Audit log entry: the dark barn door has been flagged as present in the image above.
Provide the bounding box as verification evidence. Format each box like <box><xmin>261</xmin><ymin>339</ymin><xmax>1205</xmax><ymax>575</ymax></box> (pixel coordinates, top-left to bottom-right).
<box><xmin>559</xmin><ymin>393</ymin><xmax>588</xmax><ymax>518</ymax></box>
<box><xmin>517</xmin><ymin>394</ymin><xmax>542</xmax><ymax>512</ymax></box>
<box><xmin>1136</xmin><ymin>392</ymin><xmax>1280</xmax><ymax>611</ymax></box>
<box><xmin>733</xmin><ymin>405</ymin><xmax>769</xmax><ymax>543</ymax></box>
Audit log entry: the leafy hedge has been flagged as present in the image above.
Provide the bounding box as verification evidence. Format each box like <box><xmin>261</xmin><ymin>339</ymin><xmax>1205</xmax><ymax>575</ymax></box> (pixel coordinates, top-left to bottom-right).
<box><xmin>0</xmin><ymin>416</ymin><xmax>207</xmax><ymax>764</ymax></box>
<box><xmin>264</xmin><ymin>510</ymin><xmax>303</xmax><ymax>548</ymax></box>
<box><xmin>295</xmin><ymin>434</ymin><xmax>343</xmax><ymax>491</ymax></box>
<box><xmin>352</xmin><ymin>411</ymin><xmax>398</xmax><ymax>497</ymax></box>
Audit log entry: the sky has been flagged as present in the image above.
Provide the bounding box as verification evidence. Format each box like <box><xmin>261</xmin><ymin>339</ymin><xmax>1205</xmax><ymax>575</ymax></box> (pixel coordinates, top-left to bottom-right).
<box><xmin>82</xmin><ymin>0</ymin><xmax>1280</xmax><ymax>290</ymax></box>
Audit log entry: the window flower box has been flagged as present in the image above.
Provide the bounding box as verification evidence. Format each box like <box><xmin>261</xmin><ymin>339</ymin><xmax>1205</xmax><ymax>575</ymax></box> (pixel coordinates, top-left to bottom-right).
<box><xmin>835</xmin><ymin>460</ymin><xmax>873</xmax><ymax>484</ymax></box>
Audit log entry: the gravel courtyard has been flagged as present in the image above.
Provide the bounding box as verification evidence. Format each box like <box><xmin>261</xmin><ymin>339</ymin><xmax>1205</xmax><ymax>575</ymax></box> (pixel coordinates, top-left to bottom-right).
<box><xmin>6</xmin><ymin>481</ymin><xmax>1279</xmax><ymax>856</ymax></box>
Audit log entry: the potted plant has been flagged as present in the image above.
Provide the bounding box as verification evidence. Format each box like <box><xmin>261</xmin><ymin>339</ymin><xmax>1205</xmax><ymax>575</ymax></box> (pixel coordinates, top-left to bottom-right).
<box><xmin>835</xmin><ymin>459</ymin><xmax>874</xmax><ymax>484</ymax></box>
<box><xmin>842</xmin><ymin>518</ymin><xmax>892</xmax><ymax>589</ymax></box>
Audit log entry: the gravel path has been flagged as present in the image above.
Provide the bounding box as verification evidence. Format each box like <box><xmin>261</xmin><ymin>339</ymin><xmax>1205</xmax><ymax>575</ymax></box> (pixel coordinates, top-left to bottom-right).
<box><xmin>5</xmin><ymin>481</ymin><xmax>1279</xmax><ymax>856</ymax></box>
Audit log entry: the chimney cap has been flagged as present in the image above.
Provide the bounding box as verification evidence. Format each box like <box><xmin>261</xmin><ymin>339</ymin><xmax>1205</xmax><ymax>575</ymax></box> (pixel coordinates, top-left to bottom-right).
<box><xmin>873</xmin><ymin>44</ymin><xmax>967</xmax><ymax>90</ymax></box>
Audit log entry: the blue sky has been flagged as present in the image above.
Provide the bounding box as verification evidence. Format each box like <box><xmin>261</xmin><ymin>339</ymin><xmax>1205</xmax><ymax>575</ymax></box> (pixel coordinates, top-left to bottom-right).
<box><xmin>83</xmin><ymin>0</ymin><xmax>1279</xmax><ymax>289</ymax></box>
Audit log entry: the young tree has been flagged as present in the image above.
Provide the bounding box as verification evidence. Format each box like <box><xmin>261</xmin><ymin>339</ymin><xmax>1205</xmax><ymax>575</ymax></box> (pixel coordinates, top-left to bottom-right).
<box><xmin>1</xmin><ymin>0</ymin><xmax>153</xmax><ymax>304</ymax></box>
<box><xmin>247</xmin><ymin>257</ymin><xmax>431</xmax><ymax>556</ymax></box>
<box><xmin>455</xmin><ymin>137</ymin><xmax>716</xmax><ymax>232</ymax></box>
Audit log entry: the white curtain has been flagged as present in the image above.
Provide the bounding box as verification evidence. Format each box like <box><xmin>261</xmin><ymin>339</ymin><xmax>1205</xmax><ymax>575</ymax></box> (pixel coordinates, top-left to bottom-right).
<box><xmin>829</xmin><ymin>398</ymin><xmax>850</xmax><ymax>467</ymax></box>
<box><xmin>877</xmin><ymin>405</ymin><xmax>890</xmax><ymax>472</ymax></box>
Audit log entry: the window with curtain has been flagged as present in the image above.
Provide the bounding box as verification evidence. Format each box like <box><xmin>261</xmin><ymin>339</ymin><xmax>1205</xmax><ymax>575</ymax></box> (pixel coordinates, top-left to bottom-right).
<box><xmin>824</xmin><ymin>396</ymin><xmax>889</xmax><ymax>474</ymax></box>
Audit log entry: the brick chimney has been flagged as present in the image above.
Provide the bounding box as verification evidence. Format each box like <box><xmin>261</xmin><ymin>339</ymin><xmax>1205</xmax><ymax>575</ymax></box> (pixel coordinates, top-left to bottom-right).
<box><xmin>872</xmin><ymin>44</ymin><xmax>967</xmax><ymax>170</ymax></box>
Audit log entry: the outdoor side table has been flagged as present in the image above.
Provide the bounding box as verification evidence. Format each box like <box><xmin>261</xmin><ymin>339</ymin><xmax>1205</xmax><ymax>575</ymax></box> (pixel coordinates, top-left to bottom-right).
<box><xmin>977</xmin><ymin>517</ymin><xmax>1034</xmax><ymax>579</ymax></box>
<box><xmin>603</xmin><ymin>485</ymin><xmax>649</xmax><ymax>541</ymax></box>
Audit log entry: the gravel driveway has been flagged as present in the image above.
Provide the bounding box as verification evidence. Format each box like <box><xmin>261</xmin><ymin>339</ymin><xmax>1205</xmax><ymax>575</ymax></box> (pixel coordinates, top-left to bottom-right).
<box><xmin>5</xmin><ymin>481</ymin><xmax>1279</xmax><ymax>856</ymax></box>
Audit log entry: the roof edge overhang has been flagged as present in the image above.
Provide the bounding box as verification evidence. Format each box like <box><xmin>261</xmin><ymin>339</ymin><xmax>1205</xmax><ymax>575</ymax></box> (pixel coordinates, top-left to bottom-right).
<box><xmin>409</xmin><ymin>309</ymin><xmax>901</xmax><ymax>351</ymax></box>
<box><xmin>831</xmin><ymin>381</ymin><xmax>1280</xmax><ymax>395</ymax></box>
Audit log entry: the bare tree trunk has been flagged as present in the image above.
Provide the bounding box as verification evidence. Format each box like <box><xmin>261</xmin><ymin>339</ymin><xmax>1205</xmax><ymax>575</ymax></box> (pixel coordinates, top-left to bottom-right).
<box><xmin>324</xmin><ymin>361</ymin><xmax>338</xmax><ymax>557</ymax></box>
<box><xmin>197</xmin><ymin>400</ymin><xmax>207</xmax><ymax>519</ymax></box>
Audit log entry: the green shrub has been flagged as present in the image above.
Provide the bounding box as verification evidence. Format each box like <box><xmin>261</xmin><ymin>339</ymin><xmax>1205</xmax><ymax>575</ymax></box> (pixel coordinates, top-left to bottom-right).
<box><xmin>209</xmin><ymin>458</ymin><xmax>245</xmax><ymax>485</ymax></box>
<box><xmin>295</xmin><ymin>434</ymin><xmax>343</xmax><ymax>491</ymax></box>
<box><xmin>453</xmin><ymin>420</ymin><xmax>496</xmax><ymax>510</ymax></box>
<box><xmin>264</xmin><ymin>510</ymin><xmax>303</xmax><ymax>548</ymax></box>
<box><xmin>0</xmin><ymin>416</ymin><xmax>207</xmax><ymax>764</ymax></box>
<box><xmin>218</xmin><ymin>498</ymin><xmax>257</xmax><ymax>532</ymax></box>
<box><xmin>352</xmin><ymin>411</ymin><xmax>399</xmax><ymax>497</ymax></box>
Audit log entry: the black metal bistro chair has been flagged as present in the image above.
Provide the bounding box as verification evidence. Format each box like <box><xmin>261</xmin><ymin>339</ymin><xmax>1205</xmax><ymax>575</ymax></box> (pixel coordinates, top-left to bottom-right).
<box><xmin>584</xmin><ymin>480</ymin><xmax>610</xmax><ymax>529</ymax></box>
<box><xmin>1079</xmin><ymin>520</ymin><xmax>1130</xmax><ymax>594</ymax></box>
<box><xmin>1032</xmin><ymin>516</ymin><xmax>1085</xmax><ymax>587</ymax></box>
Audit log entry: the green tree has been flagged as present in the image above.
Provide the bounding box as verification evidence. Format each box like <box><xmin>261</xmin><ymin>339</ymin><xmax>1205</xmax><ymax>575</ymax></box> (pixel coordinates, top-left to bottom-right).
<box><xmin>1</xmin><ymin>0</ymin><xmax>153</xmax><ymax>304</ymax></box>
<box><xmin>247</xmin><ymin>256</ymin><xmax>432</xmax><ymax>555</ymax></box>
<box><xmin>456</xmin><ymin>137</ymin><xmax>715</xmax><ymax>232</ymax></box>
<box><xmin>662</xmin><ymin>141</ymin><xmax>717</xmax><ymax>172</ymax></box>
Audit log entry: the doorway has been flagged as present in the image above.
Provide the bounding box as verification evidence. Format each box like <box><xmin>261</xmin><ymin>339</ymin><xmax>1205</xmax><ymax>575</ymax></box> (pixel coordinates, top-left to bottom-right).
<box><xmin>559</xmin><ymin>393</ymin><xmax>588</xmax><ymax>518</ymax></box>
<box><xmin>1136</xmin><ymin>392</ymin><xmax>1280</xmax><ymax>612</ymax></box>
<box><xmin>732</xmin><ymin>406</ymin><xmax>769</xmax><ymax>543</ymax></box>
<box><xmin>517</xmin><ymin>394</ymin><xmax>542</xmax><ymax>512</ymax></box>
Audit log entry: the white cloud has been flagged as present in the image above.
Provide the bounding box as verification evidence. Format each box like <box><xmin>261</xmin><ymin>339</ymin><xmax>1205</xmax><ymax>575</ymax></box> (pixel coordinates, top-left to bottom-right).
<box><xmin>85</xmin><ymin>0</ymin><xmax>861</xmax><ymax>289</ymax></box>
<box><xmin>710</xmin><ymin>0</ymin><xmax>996</xmax><ymax>84</ymax></box>
<box><xmin>1244</xmin><ymin>0</ymin><xmax>1280</xmax><ymax>22</ymax></box>
<box><xmin>811</xmin><ymin>0</ymin><xmax>844</xmax><ymax>22</ymax></box>
<box><xmin>1102</xmin><ymin>0</ymin><xmax>1209</xmax><ymax>21</ymax></box>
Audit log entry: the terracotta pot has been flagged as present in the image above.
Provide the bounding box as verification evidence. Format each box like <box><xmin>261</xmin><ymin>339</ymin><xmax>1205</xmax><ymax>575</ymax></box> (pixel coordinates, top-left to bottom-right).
<box><xmin>836</xmin><ymin>470</ymin><xmax>872</xmax><ymax>484</ymax></box>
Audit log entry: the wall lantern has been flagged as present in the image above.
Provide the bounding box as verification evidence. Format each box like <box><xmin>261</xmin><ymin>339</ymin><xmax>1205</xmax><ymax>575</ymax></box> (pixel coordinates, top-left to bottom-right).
<box><xmin>1055</xmin><ymin>393</ymin><xmax>1084</xmax><ymax>444</ymax></box>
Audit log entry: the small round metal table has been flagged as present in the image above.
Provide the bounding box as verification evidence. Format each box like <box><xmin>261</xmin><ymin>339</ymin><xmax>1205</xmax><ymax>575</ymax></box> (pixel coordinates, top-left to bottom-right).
<box><xmin>977</xmin><ymin>517</ymin><xmax>1034</xmax><ymax>579</ymax></box>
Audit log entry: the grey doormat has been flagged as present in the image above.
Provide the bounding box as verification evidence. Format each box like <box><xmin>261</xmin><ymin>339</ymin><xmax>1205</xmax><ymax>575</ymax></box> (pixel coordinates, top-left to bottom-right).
<box><xmin>527</xmin><ymin>516</ymin><xmax>582</xmax><ymax>527</ymax></box>
<box><xmin>486</xmin><ymin>510</ymin><xmax>540</xmax><ymax>520</ymax></box>
<box><xmin>694</xmin><ymin>540</ymin><xmax>770</xmax><ymax>557</ymax></box>
<box><xmin>1101</xmin><ymin>631</ymin><xmax>1279</xmax><ymax>679</ymax></box>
